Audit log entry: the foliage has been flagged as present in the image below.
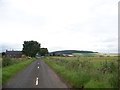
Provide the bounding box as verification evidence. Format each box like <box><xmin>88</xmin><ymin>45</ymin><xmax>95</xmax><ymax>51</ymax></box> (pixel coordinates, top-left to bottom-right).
<box><xmin>0</xmin><ymin>57</ymin><xmax>2</xmax><ymax>68</ymax></box>
<box><xmin>2</xmin><ymin>57</ymin><xmax>21</xmax><ymax>67</ymax></box>
<box><xmin>2</xmin><ymin>52</ymin><xmax>6</xmax><ymax>57</ymax></box>
<box><xmin>22</xmin><ymin>40</ymin><xmax>41</xmax><ymax>57</ymax></box>
<box><xmin>39</xmin><ymin>48</ymin><xmax>48</xmax><ymax>56</ymax></box>
<box><xmin>0</xmin><ymin>68</ymin><xmax>1</xmax><ymax>86</ymax></box>
<box><xmin>44</xmin><ymin>56</ymin><xmax>118</xmax><ymax>88</ymax></box>
<box><xmin>2</xmin><ymin>57</ymin><xmax>13</xmax><ymax>67</ymax></box>
<box><xmin>109</xmin><ymin>72</ymin><xmax>119</xmax><ymax>88</ymax></box>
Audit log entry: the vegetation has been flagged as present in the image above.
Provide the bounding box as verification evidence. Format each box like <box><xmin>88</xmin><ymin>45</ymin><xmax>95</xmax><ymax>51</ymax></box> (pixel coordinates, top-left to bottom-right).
<box><xmin>0</xmin><ymin>68</ymin><xmax>1</xmax><ymax>86</ymax></box>
<box><xmin>0</xmin><ymin>56</ymin><xmax>2</xmax><ymax>86</ymax></box>
<box><xmin>1</xmin><ymin>40</ymin><xmax>49</xmax><ymax>86</ymax></box>
<box><xmin>2</xmin><ymin>52</ymin><xmax>6</xmax><ymax>57</ymax></box>
<box><xmin>50</xmin><ymin>50</ymin><xmax>97</xmax><ymax>54</ymax></box>
<box><xmin>50</xmin><ymin>50</ymin><xmax>97</xmax><ymax>55</ymax></box>
<box><xmin>22</xmin><ymin>40</ymin><xmax>48</xmax><ymax>57</ymax></box>
<box><xmin>44</xmin><ymin>56</ymin><xmax>118</xmax><ymax>88</ymax></box>
<box><xmin>22</xmin><ymin>40</ymin><xmax>41</xmax><ymax>57</ymax></box>
<box><xmin>2</xmin><ymin>57</ymin><xmax>35</xmax><ymax>85</ymax></box>
<box><xmin>2</xmin><ymin>57</ymin><xmax>34</xmax><ymax>67</ymax></box>
<box><xmin>39</xmin><ymin>48</ymin><xmax>48</xmax><ymax>56</ymax></box>
<box><xmin>0</xmin><ymin>55</ymin><xmax>2</xmax><ymax>67</ymax></box>
<box><xmin>2</xmin><ymin>57</ymin><xmax>13</xmax><ymax>67</ymax></box>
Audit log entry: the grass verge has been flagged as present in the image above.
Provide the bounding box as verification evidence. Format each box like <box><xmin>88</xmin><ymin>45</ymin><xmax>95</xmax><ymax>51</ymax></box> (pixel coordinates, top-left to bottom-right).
<box><xmin>44</xmin><ymin>56</ymin><xmax>118</xmax><ymax>88</ymax></box>
<box><xmin>2</xmin><ymin>58</ymin><xmax>34</xmax><ymax>85</ymax></box>
<box><xmin>0</xmin><ymin>68</ymin><xmax>2</xmax><ymax>86</ymax></box>
<box><xmin>0</xmin><ymin>56</ymin><xmax>2</xmax><ymax>86</ymax></box>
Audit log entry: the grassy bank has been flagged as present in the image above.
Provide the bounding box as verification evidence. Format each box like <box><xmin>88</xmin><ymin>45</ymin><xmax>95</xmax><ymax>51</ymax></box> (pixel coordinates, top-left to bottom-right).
<box><xmin>0</xmin><ymin>56</ymin><xmax>2</xmax><ymax>86</ymax></box>
<box><xmin>0</xmin><ymin>68</ymin><xmax>1</xmax><ymax>86</ymax></box>
<box><xmin>44</xmin><ymin>56</ymin><xmax>118</xmax><ymax>88</ymax></box>
<box><xmin>2</xmin><ymin>58</ymin><xmax>35</xmax><ymax>85</ymax></box>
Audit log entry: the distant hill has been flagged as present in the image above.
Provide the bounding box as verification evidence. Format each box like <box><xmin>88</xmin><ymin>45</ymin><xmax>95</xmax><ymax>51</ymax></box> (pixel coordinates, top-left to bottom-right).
<box><xmin>49</xmin><ymin>50</ymin><xmax>98</xmax><ymax>55</ymax></box>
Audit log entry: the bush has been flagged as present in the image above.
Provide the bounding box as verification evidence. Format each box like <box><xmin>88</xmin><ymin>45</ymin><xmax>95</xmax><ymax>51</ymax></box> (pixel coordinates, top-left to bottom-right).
<box><xmin>2</xmin><ymin>57</ymin><xmax>12</xmax><ymax>67</ymax></box>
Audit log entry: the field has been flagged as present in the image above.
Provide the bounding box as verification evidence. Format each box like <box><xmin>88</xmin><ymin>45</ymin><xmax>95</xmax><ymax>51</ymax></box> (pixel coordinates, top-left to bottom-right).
<box><xmin>0</xmin><ymin>55</ymin><xmax>2</xmax><ymax>67</ymax></box>
<box><xmin>2</xmin><ymin>57</ymin><xmax>35</xmax><ymax>85</ymax></box>
<box><xmin>0</xmin><ymin>55</ymin><xmax>2</xmax><ymax>86</ymax></box>
<box><xmin>44</xmin><ymin>56</ymin><xmax>118</xmax><ymax>88</ymax></box>
<box><xmin>73</xmin><ymin>52</ymin><xmax>118</xmax><ymax>57</ymax></box>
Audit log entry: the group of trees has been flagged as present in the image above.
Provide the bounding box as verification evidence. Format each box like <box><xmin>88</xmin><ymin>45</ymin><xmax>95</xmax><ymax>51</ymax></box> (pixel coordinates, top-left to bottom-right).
<box><xmin>22</xmin><ymin>40</ymin><xmax>48</xmax><ymax>57</ymax></box>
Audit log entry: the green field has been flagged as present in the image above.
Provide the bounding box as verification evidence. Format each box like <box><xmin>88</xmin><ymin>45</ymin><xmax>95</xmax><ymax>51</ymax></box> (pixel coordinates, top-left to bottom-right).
<box><xmin>44</xmin><ymin>56</ymin><xmax>118</xmax><ymax>88</ymax></box>
<box><xmin>0</xmin><ymin>55</ymin><xmax>2</xmax><ymax>86</ymax></box>
<box><xmin>2</xmin><ymin>57</ymin><xmax>35</xmax><ymax>85</ymax></box>
<box><xmin>73</xmin><ymin>52</ymin><xmax>118</xmax><ymax>57</ymax></box>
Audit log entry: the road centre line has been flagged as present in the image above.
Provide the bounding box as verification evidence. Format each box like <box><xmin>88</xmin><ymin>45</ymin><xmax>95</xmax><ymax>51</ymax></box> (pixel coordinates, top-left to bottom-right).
<box><xmin>35</xmin><ymin>77</ymin><xmax>39</xmax><ymax>85</ymax></box>
<box><xmin>38</xmin><ymin>66</ymin><xmax>39</xmax><ymax>69</ymax></box>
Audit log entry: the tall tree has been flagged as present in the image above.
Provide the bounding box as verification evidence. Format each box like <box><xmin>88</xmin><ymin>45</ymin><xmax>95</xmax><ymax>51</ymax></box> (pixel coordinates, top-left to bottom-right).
<box><xmin>2</xmin><ymin>52</ymin><xmax>6</xmax><ymax>57</ymax></box>
<box><xmin>39</xmin><ymin>48</ymin><xmax>48</xmax><ymax>56</ymax></box>
<box><xmin>22</xmin><ymin>40</ymin><xmax>41</xmax><ymax>57</ymax></box>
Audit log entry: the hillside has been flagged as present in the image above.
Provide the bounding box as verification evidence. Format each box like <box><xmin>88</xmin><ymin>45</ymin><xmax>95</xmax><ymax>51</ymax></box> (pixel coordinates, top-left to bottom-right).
<box><xmin>49</xmin><ymin>50</ymin><xmax>98</xmax><ymax>55</ymax></box>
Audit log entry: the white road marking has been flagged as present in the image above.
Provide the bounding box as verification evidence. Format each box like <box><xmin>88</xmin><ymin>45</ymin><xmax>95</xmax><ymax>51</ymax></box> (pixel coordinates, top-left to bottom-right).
<box><xmin>38</xmin><ymin>63</ymin><xmax>39</xmax><ymax>64</ymax></box>
<box><xmin>38</xmin><ymin>66</ymin><xmax>39</xmax><ymax>69</ymax></box>
<box><xmin>35</xmin><ymin>77</ymin><xmax>39</xmax><ymax>85</ymax></box>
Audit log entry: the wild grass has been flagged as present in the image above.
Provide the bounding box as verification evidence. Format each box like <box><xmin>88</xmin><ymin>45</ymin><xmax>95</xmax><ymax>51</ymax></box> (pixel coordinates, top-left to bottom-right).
<box><xmin>0</xmin><ymin>56</ymin><xmax>2</xmax><ymax>86</ymax></box>
<box><xmin>0</xmin><ymin>68</ymin><xmax>1</xmax><ymax>86</ymax></box>
<box><xmin>2</xmin><ymin>57</ymin><xmax>34</xmax><ymax>67</ymax></box>
<box><xmin>44</xmin><ymin>56</ymin><xmax>118</xmax><ymax>88</ymax></box>
<box><xmin>0</xmin><ymin>57</ymin><xmax>2</xmax><ymax>67</ymax></box>
<box><xmin>2</xmin><ymin>58</ymin><xmax>35</xmax><ymax>85</ymax></box>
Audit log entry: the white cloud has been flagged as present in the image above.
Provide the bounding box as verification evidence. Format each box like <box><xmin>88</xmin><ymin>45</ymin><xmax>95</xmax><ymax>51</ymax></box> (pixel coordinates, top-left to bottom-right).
<box><xmin>0</xmin><ymin>0</ymin><xmax>118</xmax><ymax>53</ymax></box>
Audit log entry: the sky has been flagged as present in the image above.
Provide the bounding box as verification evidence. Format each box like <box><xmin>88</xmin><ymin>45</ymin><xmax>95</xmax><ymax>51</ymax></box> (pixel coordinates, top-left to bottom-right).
<box><xmin>0</xmin><ymin>0</ymin><xmax>119</xmax><ymax>53</ymax></box>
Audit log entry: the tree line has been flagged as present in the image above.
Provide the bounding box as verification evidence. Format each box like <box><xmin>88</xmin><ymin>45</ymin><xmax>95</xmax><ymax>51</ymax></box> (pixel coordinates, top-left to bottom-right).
<box><xmin>22</xmin><ymin>40</ymin><xmax>48</xmax><ymax>57</ymax></box>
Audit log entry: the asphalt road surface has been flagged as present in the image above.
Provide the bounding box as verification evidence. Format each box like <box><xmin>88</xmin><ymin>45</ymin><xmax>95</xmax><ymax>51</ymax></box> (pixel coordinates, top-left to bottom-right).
<box><xmin>3</xmin><ymin>59</ymin><xmax>68</xmax><ymax>88</ymax></box>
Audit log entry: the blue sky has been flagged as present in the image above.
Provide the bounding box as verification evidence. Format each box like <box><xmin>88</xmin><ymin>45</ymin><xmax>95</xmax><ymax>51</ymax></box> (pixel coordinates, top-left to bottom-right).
<box><xmin>0</xmin><ymin>0</ymin><xmax>118</xmax><ymax>53</ymax></box>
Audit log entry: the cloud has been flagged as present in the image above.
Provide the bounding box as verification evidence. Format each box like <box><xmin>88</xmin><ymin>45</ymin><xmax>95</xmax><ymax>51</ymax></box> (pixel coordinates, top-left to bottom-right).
<box><xmin>0</xmin><ymin>43</ymin><xmax>22</xmax><ymax>52</ymax></box>
<box><xmin>0</xmin><ymin>0</ymin><xmax>118</xmax><ymax>53</ymax></box>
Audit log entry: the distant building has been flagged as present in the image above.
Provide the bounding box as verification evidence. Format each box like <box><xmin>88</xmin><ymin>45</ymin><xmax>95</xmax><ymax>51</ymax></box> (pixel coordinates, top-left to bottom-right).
<box><xmin>49</xmin><ymin>52</ymin><xmax>74</xmax><ymax>57</ymax></box>
<box><xmin>6</xmin><ymin>50</ymin><xmax>22</xmax><ymax>58</ymax></box>
<box><xmin>62</xmin><ymin>54</ymin><xmax>74</xmax><ymax>57</ymax></box>
<box><xmin>67</xmin><ymin>54</ymin><xmax>74</xmax><ymax>57</ymax></box>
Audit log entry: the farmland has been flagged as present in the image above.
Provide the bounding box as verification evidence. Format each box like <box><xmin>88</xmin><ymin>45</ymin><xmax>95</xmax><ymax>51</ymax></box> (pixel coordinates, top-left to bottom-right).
<box><xmin>44</xmin><ymin>56</ymin><xmax>118</xmax><ymax>88</ymax></box>
<box><xmin>0</xmin><ymin>55</ymin><xmax>2</xmax><ymax>86</ymax></box>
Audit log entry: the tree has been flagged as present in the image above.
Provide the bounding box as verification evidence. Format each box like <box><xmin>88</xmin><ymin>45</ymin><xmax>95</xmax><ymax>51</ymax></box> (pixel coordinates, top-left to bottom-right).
<box><xmin>39</xmin><ymin>48</ymin><xmax>48</xmax><ymax>56</ymax></box>
<box><xmin>22</xmin><ymin>40</ymin><xmax>41</xmax><ymax>57</ymax></box>
<box><xmin>2</xmin><ymin>52</ymin><xmax>6</xmax><ymax>57</ymax></box>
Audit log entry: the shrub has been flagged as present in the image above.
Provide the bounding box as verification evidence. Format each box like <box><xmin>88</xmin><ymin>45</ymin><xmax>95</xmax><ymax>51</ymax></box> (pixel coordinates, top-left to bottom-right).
<box><xmin>2</xmin><ymin>57</ymin><xmax>12</xmax><ymax>67</ymax></box>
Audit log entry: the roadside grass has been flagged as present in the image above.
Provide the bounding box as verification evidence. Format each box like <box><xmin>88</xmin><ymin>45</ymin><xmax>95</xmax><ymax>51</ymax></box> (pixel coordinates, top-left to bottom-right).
<box><xmin>0</xmin><ymin>56</ymin><xmax>2</xmax><ymax>86</ymax></box>
<box><xmin>44</xmin><ymin>56</ymin><xmax>118</xmax><ymax>88</ymax></box>
<box><xmin>0</xmin><ymin>57</ymin><xmax>2</xmax><ymax>67</ymax></box>
<box><xmin>2</xmin><ymin>58</ymin><xmax>35</xmax><ymax>85</ymax></box>
<box><xmin>2</xmin><ymin>57</ymin><xmax>33</xmax><ymax>67</ymax></box>
<box><xmin>0</xmin><ymin>68</ymin><xmax>1</xmax><ymax>86</ymax></box>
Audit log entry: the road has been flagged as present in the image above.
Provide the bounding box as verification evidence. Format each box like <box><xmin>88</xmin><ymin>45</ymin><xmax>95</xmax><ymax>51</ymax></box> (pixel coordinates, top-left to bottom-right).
<box><xmin>3</xmin><ymin>59</ymin><xmax>68</xmax><ymax>88</ymax></box>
